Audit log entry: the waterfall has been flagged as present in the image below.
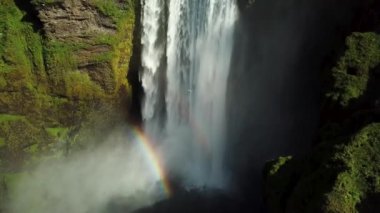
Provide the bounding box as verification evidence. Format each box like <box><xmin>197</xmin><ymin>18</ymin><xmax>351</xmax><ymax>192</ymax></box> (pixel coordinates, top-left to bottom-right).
<box><xmin>141</xmin><ymin>0</ymin><xmax>238</xmax><ymax>189</ymax></box>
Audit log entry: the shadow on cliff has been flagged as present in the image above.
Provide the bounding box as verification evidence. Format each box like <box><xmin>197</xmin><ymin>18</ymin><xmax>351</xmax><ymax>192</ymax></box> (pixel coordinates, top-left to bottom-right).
<box><xmin>127</xmin><ymin>0</ymin><xmax>143</xmax><ymax>123</ymax></box>
<box><xmin>13</xmin><ymin>0</ymin><xmax>44</xmax><ymax>32</ymax></box>
<box><xmin>132</xmin><ymin>189</ymin><xmax>238</xmax><ymax>213</ymax></box>
<box><xmin>226</xmin><ymin>0</ymin><xmax>368</xmax><ymax>211</ymax></box>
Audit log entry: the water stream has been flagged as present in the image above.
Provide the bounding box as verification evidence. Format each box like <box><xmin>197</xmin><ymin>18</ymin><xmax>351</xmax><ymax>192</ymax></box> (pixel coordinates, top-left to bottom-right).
<box><xmin>141</xmin><ymin>0</ymin><xmax>238</xmax><ymax>189</ymax></box>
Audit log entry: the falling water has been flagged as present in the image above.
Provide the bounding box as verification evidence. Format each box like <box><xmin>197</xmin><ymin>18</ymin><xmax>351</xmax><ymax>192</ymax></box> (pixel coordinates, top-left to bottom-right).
<box><xmin>140</xmin><ymin>0</ymin><xmax>166</xmax><ymax>136</ymax></box>
<box><xmin>141</xmin><ymin>0</ymin><xmax>238</xmax><ymax>189</ymax></box>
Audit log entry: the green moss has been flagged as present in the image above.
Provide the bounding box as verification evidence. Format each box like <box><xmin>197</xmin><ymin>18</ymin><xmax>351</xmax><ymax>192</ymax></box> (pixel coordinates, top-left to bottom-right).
<box><xmin>43</xmin><ymin>40</ymin><xmax>111</xmax><ymax>98</ymax></box>
<box><xmin>266</xmin><ymin>123</ymin><xmax>380</xmax><ymax>213</ymax></box>
<box><xmin>0</xmin><ymin>114</ymin><xmax>54</xmax><ymax>170</ymax></box>
<box><xmin>89</xmin><ymin>0</ymin><xmax>135</xmax><ymax>95</ymax></box>
<box><xmin>0</xmin><ymin>137</ymin><xmax>5</xmax><ymax>148</ymax></box>
<box><xmin>28</xmin><ymin>143</ymin><xmax>39</xmax><ymax>153</ymax></box>
<box><xmin>0</xmin><ymin>114</ymin><xmax>25</xmax><ymax>122</ymax></box>
<box><xmin>90</xmin><ymin>0</ymin><xmax>134</xmax><ymax>25</ymax></box>
<box><xmin>0</xmin><ymin>172</ymin><xmax>27</xmax><ymax>208</ymax></box>
<box><xmin>94</xmin><ymin>34</ymin><xmax>119</xmax><ymax>46</ymax></box>
<box><xmin>44</xmin><ymin>41</ymin><xmax>76</xmax><ymax>87</ymax></box>
<box><xmin>40</xmin><ymin>0</ymin><xmax>136</xmax><ymax>96</ymax></box>
<box><xmin>0</xmin><ymin>0</ymin><xmax>46</xmax><ymax>93</ymax></box>
<box><xmin>0</xmin><ymin>117</ymin><xmax>38</xmax><ymax>148</ymax></box>
<box><xmin>326</xmin><ymin>32</ymin><xmax>380</xmax><ymax>107</ymax></box>
<box><xmin>90</xmin><ymin>0</ymin><xmax>124</xmax><ymax>22</ymax></box>
<box><xmin>0</xmin><ymin>75</ymin><xmax>7</xmax><ymax>89</ymax></box>
<box><xmin>112</xmin><ymin>14</ymin><xmax>134</xmax><ymax>94</ymax></box>
<box><xmin>264</xmin><ymin>156</ymin><xmax>297</xmax><ymax>213</ymax></box>
<box><xmin>92</xmin><ymin>51</ymin><xmax>114</xmax><ymax>63</ymax></box>
<box><xmin>0</xmin><ymin>5</ymin><xmax>29</xmax><ymax>68</ymax></box>
<box><xmin>24</xmin><ymin>26</ymin><xmax>45</xmax><ymax>84</ymax></box>
<box><xmin>0</xmin><ymin>0</ymin><xmax>136</xmax><ymax>170</ymax></box>
<box><xmin>46</xmin><ymin>127</ymin><xmax>68</xmax><ymax>139</ymax></box>
<box><xmin>1</xmin><ymin>172</ymin><xmax>26</xmax><ymax>189</ymax></box>
<box><xmin>267</xmin><ymin>156</ymin><xmax>293</xmax><ymax>176</ymax></box>
<box><xmin>0</xmin><ymin>1</ymin><xmax>44</xmax><ymax>86</ymax></box>
<box><xmin>324</xmin><ymin>123</ymin><xmax>380</xmax><ymax>212</ymax></box>
<box><xmin>64</xmin><ymin>71</ymin><xmax>104</xmax><ymax>100</ymax></box>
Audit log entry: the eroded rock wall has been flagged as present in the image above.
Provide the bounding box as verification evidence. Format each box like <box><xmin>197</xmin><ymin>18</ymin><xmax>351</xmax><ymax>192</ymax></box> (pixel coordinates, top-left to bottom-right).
<box><xmin>0</xmin><ymin>0</ymin><xmax>137</xmax><ymax>172</ymax></box>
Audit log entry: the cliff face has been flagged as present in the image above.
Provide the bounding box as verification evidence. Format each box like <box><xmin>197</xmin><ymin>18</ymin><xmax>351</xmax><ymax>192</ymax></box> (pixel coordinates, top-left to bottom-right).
<box><xmin>236</xmin><ymin>0</ymin><xmax>255</xmax><ymax>10</ymax></box>
<box><xmin>263</xmin><ymin>0</ymin><xmax>380</xmax><ymax>212</ymax></box>
<box><xmin>0</xmin><ymin>0</ymin><xmax>137</xmax><ymax>171</ymax></box>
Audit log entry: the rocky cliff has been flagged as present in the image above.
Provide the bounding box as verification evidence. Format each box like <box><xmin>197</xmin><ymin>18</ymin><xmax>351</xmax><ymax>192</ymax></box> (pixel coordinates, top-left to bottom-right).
<box><xmin>263</xmin><ymin>0</ymin><xmax>380</xmax><ymax>212</ymax></box>
<box><xmin>0</xmin><ymin>0</ymin><xmax>137</xmax><ymax>172</ymax></box>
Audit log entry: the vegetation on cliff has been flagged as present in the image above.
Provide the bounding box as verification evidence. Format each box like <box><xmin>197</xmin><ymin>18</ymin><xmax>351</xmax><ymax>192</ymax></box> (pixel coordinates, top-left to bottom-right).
<box><xmin>264</xmin><ymin>123</ymin><xmax>380</xmax><ymax>213</ymax></box>
<box><xmin>264</xmin><ymin>31</ymin><xmax>380</xmax><ymax>213</ymax></box>
<box><xmin>0</xmin><ymin>0</ymin><xmax>137</xmax><ymax>210</ymax></box>
<box><xmin>326</xmin><ymin>33</ymin><xmax>380</xmax><ymax>107</ymax></box>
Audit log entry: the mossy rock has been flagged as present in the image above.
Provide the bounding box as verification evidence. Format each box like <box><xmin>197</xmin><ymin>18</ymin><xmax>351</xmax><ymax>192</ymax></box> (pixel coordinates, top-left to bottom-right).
<box><xmin>323</xmin><ymin>123</ymin><xmax>380</xmax><ymax>213</ymax></box>
<box><xmin>264</xmin><ymin>123</ymin><xmax>380</xmax><ymax>213</ymax></box>
<box><xmin>263</xmin><ymin>156</ymin><xmax>298</xmax><ymax>213</ymax></box>
<box><xmin>0</xmin><ymin>172</ymin><xmax>27</xmax><ymax>212</ymax></box>
<box><xmin>0</xmin><ymin>114</ymin><xmax>48</xmax><ymax>167</ymax></box>
<box><xmin>326</xmin><ymin>32</ymin><xmax>380</xmax><ymax>107</ymax></box>
<box><xmin>0</xmin><ymin>0</ymin><xmax>136</xmax><ymax>169</ymax></box>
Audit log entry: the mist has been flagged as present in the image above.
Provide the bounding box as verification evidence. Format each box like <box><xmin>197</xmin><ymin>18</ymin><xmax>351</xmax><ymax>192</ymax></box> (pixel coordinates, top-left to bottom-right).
<box><xmin>6</xmin><ymin>127</ymin><xmax>166</xmax><ymax>213</ymax></box>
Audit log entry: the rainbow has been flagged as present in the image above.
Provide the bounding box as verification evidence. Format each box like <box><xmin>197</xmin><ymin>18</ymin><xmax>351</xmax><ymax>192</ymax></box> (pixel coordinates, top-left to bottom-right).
<box><xmin>131</xmin><ymin>126</ymin><xmax>172</xmax><ymax>197</ymax></box>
